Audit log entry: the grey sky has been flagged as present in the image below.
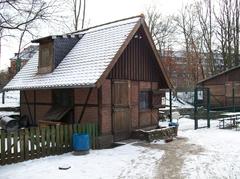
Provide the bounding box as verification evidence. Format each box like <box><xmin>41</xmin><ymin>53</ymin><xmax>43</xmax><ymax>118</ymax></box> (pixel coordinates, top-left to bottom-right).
<box><xmin>0</xmin><ymin>0</ymin><xmax>191</xmax><ymax>70</ymax></box>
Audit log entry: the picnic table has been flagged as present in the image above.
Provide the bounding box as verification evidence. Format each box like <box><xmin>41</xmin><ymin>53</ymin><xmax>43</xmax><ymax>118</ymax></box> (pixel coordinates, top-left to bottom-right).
<box><xmin>219</xmin><ymin>112</ymin><xmax>240</xmax><ymax>130</ymax></box>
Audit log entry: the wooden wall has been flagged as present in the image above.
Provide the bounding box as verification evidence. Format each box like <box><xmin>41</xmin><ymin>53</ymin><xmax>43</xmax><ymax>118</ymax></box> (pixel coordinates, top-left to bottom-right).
<box><xmin>108</xmin><ymin>27</ymin><xmax>168</xmax><ymax>88</ymax></box>
<box><xmin>200</xmin><ymin>67</ymin><xmax>240</xmax><ymax>109</ymax></box>
<box><xmin>20</xmin><ymin>90</ymin><xmax>52</xmax><ymax>124</ymax></box>
<box><xmin>20</xmin><ymin>88</ymin><xmax>99</xmax><ymax>125</ymax></box>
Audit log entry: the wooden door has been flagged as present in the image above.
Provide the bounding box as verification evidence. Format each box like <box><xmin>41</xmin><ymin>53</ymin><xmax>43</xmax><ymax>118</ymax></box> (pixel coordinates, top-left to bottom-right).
<box><xmin>112</xmin><ymin>80</ymin><xmax>131</xmax><ymax>141</ymax></box>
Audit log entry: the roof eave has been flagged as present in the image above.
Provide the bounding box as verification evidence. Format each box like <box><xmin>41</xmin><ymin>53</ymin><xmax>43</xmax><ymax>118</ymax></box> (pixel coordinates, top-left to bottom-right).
<box><xmin>3</xmin><ymin>83</ymin><xmax>96</xmax><ymax>91</ymax></box>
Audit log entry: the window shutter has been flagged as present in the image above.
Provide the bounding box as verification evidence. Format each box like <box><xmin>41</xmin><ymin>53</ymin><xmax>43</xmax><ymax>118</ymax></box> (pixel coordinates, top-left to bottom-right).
<box><xmin>152</xmin><ymin>91</ymin><xmax>165</xmax><ymax>108</ymax></box>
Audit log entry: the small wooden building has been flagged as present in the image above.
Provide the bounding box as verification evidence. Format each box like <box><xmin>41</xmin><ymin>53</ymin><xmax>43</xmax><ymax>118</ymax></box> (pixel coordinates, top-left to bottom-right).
<box><xmin>198</xmin><ymin>66</ymin><xmax>240</xmax><ymax>110</ymax></box>
<box><xmin>4</xmin><ymin>15</ymin><xmax>172</xmax><ymax>147</ymax></box>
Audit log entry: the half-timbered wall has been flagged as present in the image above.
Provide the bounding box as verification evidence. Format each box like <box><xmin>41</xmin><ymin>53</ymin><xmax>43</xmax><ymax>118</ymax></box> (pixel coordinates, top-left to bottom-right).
<box><xmin>20</xmin><ymin>88</ymin><xmax>99</xmax><ymax>125</ymax></box>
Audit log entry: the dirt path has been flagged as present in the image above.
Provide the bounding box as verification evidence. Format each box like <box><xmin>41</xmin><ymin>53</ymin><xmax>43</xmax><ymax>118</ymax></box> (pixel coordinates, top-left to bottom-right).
<box><xmin>135</xmin><ymin>137</ymin><xmax>204</xmax><ymax>179</ymax></box>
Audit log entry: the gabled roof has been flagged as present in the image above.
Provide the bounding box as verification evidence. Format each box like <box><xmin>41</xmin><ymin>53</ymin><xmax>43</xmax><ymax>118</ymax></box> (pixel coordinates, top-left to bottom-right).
<box><xmin>198</xmin><ymin>65</ymin><xmax>240</xmax><ymax>84</ymax></box>
<box><xmin>4</xmin><ymin>15</ymin><xmax>172</xmax><ymax>90</ymax></box>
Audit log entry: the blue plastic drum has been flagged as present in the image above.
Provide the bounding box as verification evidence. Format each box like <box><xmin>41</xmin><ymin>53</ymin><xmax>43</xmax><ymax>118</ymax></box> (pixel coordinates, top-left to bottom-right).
<box><xmin>72</xmin><ymin>133</ymin><xmax>90</xmax><ymax>152</ymax></box>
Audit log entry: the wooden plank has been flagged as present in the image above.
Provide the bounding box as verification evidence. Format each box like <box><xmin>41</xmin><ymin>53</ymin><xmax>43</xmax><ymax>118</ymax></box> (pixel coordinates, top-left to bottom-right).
<box><xmin>73</xmin><ymin>124</ymin><xmax>77</xmax><ymax>133</ymax></box>
<box><xmin>50</xmin><ymin>125</ymin><xmax>56</xmax><ymax>155</ymax></box>
<box><xmin>59</xmin><ymin>125</ymin><xmax>64</xmax><ymax>154</ymax></box>
<box><xmin>13</xmin><ymin>131</ymin><xmax>18</xmax><ymax>163</ymax></box>
<box><xmin>24</xmin><ymin>129</ymin><xmax>29</xmax><ymax>161</ymax></box>
<box><xmin>6</xmin><ymin>132</ymin><xmax>12</xmax><ymax>164</ymax></box>
<box><xmin>46</xmin><ymin>126</ymin><xmax>50</xmax><ymax>156</ymax></box>
<box><xmin>40</xmin><ymin>127</ymin><xmax>46</xmax><ymax>157</ymax></box>
<box><xmin>35</xmin><ymin>128</ymin><xmax>40</xmax><ymax>158</ymax></box>
<box><xmin>19</xmin><ymin>130</ymin><xmax>25</xmax><ymax>162</ymax></box>
<box><xmin>68</xmin><ymin>125</ymin><xmax>73</xmax><ymax>151</ymax></box>
<box><xmin>88</xmin><ymin>124</ymin><xmax>92</xmax><ymax>148</ymax></box>
<box><xmin>1</xmin><ymin>131</ymin><xmax>6</xmax><ymax>165</ymax></box>
<box><xmin>63</xmin><ymin>125</ymin><xmax>68</xmax><ymax>153</ymax></box>
<box><xmin>30</xmin><ymin>128</ymin><xmax>35</xmax><ymax>159</ymax></box>
<box><xmin>92</xmin><ymin>124</ymin><xmax>96</xmax><ymax>149</ymax></box>
<box><xmin>56</xmin><ymin>125</ymin><xmax>60</xmax><ymax>154</ymax></box>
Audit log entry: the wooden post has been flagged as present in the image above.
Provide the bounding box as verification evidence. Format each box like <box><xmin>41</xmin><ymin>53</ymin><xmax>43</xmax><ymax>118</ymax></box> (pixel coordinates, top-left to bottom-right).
<box><xmin>233</xmin><ymin>83</ymin><xmax>236</xmax><ymax>112</ymax></box>
<box><xmin>169</xmin><ymin>89</ymin><xmax>172</xmax><ymax>122</ymax></box>
<box><xmin>33</xmin><ymin>90</ymin><xmax>36</xmax><ymax>126</ymax></box>
<box><xmin>2</xmin><ymin>91</ymin><xmax>5</xmax><ymax>104</ymax></box>
<box><xmin>194</xmin><ymin>88</ymin><xmax>198</xmax><ymax>130</ymax></box>
<box><xmin>207</xmin><ymin>88</ymin><xmax>210</xmax><ymax>128</ymax></box>
<box><xmin>78</xmin><ymin>88</ymin><xmax>93</xmax><ymax>123</ymax></box>
<box><xmin>23</xmin><ymin>91</ymin><xmax>33</xmax><ymax>125</ymax></box>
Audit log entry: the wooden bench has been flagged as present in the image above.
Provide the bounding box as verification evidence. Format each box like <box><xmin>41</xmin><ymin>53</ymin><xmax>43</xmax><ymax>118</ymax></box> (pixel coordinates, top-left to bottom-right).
<box><xmin>218</xmin><ymin>117</ymin><xmax>236</xmax><ymax>129</ymax></box>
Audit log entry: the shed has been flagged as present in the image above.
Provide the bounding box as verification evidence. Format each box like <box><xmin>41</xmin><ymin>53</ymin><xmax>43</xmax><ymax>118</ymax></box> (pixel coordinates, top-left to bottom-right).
<box><xmin>4</xmin><ymin>15</ymin><xmax>172</xmax><ymax>147</ymax></box>
<box><xmin>198</xmin><ymin>66</ymin><xmax>240</xmax><ymax>110</ymax></box>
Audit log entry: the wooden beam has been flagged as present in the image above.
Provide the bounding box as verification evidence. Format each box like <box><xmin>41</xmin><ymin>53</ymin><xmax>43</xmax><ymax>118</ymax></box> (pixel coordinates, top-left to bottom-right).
<box><xmin>34</xmin><ymin>90</ymin><xmax>36</xmax><ymax>125</ymax></box>
<box><xmin>78</xmin><ymin>88</ymin><xmax>93</xmax><ymax>123</ymax></box>
<box><xmin>23</xmin><ymin>91</ymin><xmax>33</xmax><ymax>125</ymax></box>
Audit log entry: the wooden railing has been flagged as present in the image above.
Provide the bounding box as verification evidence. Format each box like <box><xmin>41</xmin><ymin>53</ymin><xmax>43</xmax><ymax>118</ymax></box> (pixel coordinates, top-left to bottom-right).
<box><xmin>0</xmin><ymin>123</ymin><xmax>98</xmax><ymax>165</ymax></box>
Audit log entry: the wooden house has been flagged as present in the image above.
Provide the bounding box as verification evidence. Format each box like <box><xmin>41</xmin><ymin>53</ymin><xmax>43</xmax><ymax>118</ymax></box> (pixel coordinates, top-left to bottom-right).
<box><xmin>4</xmin><ymin>15</ymin><xmax>172</xmax><ymax>147</ymax></box>
<box><xmin>198</xmin><ymin>66</ymin><xmax>240</xmax><ymax>110</ymax></box>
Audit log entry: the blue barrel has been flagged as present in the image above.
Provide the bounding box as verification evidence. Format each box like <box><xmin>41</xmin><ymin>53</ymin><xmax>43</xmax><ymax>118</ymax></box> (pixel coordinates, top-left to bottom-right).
<box><xmin>72</xmin><ymin>133</ymin><xmax>90</xmax><ymax>151</ymax></box>
<box><xmin>168</xmin><ymin>122</ymin><xmax>179</xmax><ymax>127</ymax></box>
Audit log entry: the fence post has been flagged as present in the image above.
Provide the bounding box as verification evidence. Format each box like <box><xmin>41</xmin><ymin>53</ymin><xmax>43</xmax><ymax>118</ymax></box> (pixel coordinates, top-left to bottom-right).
<box><xmin>194</xmin><ymin>88</ymin><xmax>198</xmax><ymax>130</ymax></box>
<box><xmin>1</xmin><ymin>131</ymin><xmax>6</xmax><ymax>165</ymax></box>
<box><xmin>233</xmin><ymin>83</ymin><xmax>236</xmax><ymax>112</ymax></box>
<box><xmin>207</xmin><ymin>88</ymin><xmax>210</xmax><ymax>128</ymax></box>
<box><xmin>169</xmin><ymin>89</ymin><xmax>172</xmax><ymax>122</ymax></box>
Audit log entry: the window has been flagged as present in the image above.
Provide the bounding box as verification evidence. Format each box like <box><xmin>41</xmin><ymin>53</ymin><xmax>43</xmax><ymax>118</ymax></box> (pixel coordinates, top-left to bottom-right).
<box><xmin>43</xmin><ymin>89</ymin><xmax>74</xmax><ymax>123</ymax></box>
<box><xmin>38</xmin><ymin>42</ymin><xmax>53</xmax><ymax>73</ymax></box>
<box><xmin>52</xmin><ymin>89</ymin><xmax>73</xmax><ymax>107</ymax></box>
<box><xmin>40</xmin><ymin>47</ymin><xmax>50</xmax><ymax>67</ymax></box>
<box><xmin>139</xmin><ymin>91</ymin><xmax>151</xmax><ymax>110</ymax></box>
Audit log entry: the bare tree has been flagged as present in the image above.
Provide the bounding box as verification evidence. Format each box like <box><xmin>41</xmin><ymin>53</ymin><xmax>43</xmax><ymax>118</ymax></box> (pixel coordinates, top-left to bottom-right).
<box><xmin>194</xmin><ymin>0</ymin><xmax>215</xmax><ymax>75</ymax></box>
<box><xmin>0</xmin><ymin>0</ymin><xmax>59</xmax><ymax>71</ymax></box>
<box><xmin>175</xmin><ymin>4</ymin><xmax>205</xmax><ymax>85</ymax></box>
<box><xmin>214</xmin><ymin>0</ymin><xmax>240</xmax><ymax>70</ymax></box>
<box><xmin>68</xmin><ymin>0</ymin><xmax>87</xmax><ymax>31</ymax></box>
<box><xmin>145</xmin><ymin>6</ymin><xmax>176</xmax><ymax>56</ymax></box>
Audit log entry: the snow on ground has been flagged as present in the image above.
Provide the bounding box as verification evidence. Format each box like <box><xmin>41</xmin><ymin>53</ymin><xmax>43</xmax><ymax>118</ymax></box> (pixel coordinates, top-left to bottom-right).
<box><xmin>0</xmin><ymin>91</ymin><xmax>20</xmax><ymax>108</ymax></box>
<box><xmin>165</xmin><ymin>92</ymin><xmax>193</xmax><ymax>109</ymax></box>
<box><xmin>0</xmin><ymin>142</ymin><xmax>164</xmax><ymax>179</ymax></box>
<box><xmin>1</xmin><ymin>100</ymin><xmax>240</xmax><ymax>179</ymax></box>
<box><xmin>179</xmin><ymin>118</ymin><xmax>240</xmax><ymax>178</ymax></box>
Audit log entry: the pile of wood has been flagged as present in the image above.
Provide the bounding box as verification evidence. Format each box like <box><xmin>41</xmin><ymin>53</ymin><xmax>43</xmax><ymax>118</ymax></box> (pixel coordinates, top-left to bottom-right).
<box><xmin>131</xmin><ymin>126</ymin><xmax>178</xmax><ymax>142</ymax></box>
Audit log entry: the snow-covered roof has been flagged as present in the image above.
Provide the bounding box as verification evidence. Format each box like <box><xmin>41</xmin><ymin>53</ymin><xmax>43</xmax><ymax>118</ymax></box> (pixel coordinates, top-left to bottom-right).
<box><xmin>4</xmin><ymin>16</ymin><xmax>141</xmax><ymax>90</ymax></box>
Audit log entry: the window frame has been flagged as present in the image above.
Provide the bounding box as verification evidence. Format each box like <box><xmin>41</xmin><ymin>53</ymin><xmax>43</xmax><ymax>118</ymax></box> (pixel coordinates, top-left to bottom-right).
<box><xmin>139</xmin><ymin>91</ymin><xmax>152</xmax><ymax>111</ymax></box>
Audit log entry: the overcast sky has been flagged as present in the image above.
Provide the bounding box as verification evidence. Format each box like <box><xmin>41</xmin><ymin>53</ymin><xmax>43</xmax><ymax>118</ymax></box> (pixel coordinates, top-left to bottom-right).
<box><xmin>0</xmin><ymin>0</ymin><xmax>191</xmax><ymax>70</ymax></box>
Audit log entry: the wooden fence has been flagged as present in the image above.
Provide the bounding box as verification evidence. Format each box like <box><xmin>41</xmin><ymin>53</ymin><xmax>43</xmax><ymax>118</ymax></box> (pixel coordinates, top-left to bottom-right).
<box><xmin>0</xmin><ymin>123</ymin><xmax>98</xmax><ymax>165</ymax></box>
